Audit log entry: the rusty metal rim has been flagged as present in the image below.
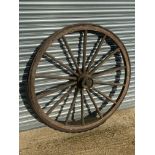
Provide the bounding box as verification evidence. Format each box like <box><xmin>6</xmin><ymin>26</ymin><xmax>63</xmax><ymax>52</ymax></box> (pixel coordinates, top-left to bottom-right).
<box><xmin>27</xmin><ymin>23</ymin><xmax>131</xmax><ymax>133</ymax></box>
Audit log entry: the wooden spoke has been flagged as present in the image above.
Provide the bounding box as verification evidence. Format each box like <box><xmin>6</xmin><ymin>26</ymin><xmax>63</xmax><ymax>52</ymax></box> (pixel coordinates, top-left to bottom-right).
<box><xmin>87</xmin><ymin>35</ymin><xmax>106</xmax><ymax>72</ymax></box>
<box><xmin>80</xmin><ymin>89</ymin><xmax>85</xmax><ymax>125</ymax></box>
<box><xmin>90</xmin><ymin>48</ymin><xmax>120</xmax><ymax>74</ymax></box>
<box><xmin>36</xmin><ymin>73</ymin><xmax>76</xmax><ymax>80</ymax></box>
<box><xmin>83</xmin><ymin>92</ymin><xmax>92</xmax><ymax>115</ymax></box>
<box><xmin>92</xmin><ymin>66</ymin><xmax>125</xmax><ymax>77</ymax></box>
<box><xmin>82</xmin><ymin>30</ymin><xmax>87</xmax><ymax>73</ymax></box>
<box><xmin>62</xmin><ymin>36</ymin><xmax>81</xmax><ymax>74</ymax></box>
<box><xmin>44</xmin><ymin>52</ymin><xmax>78</xmax><ymax>76</ymax></box>
<box><xmin>93</xmin><ymin>80</ymin><xmax>125</xmax><ymax>87</ymax></box>
<box><xmin>92</xmin><ymin>87</ymin><xmax>116</xmax><ymax>104</ymax></box>
<box><xmin>55</xmin><ymin>90</ymin><xmax>70</xmax><ymax>120</ymax></box>
<box><xmin>36</xmin><ymin>81</ymin><xmax>76</xmax><ymax>99</ymax></box>
<box><xmin>86</xmin><ymin>89</ymin><xmax>102</xmax><ymax>118</ymax></box>
<box><xmin>65</xmin><ymin>88</ymin><xmax>79</xmax><ymax>125</ymax></box>
<box><xmin>46</xmin><ymin>86</ymin><xmax>75</xmax><ymax>115</ymax></box>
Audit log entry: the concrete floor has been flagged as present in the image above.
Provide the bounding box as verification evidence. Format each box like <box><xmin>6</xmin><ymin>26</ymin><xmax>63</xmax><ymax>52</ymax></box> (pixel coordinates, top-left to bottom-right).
<box><xmin>19</xmin><ymin>108</ymin><xmax>134</xmax><ymax>155</ymax></box>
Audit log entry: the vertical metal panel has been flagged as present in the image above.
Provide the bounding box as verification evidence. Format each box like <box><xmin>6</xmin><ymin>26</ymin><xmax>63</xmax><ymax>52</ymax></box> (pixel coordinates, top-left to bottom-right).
<box><xmin>19</xmin><ymin>0</ymin><xmax>135</xmax><ymax>131</ymax></box>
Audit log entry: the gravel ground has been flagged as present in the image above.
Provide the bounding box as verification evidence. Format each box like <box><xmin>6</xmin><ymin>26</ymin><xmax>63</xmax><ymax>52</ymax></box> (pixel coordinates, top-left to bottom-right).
<box><xmin>19</xmin><ymin>107</ymin><xmax>134</xmax><ymax>155</ymax></box>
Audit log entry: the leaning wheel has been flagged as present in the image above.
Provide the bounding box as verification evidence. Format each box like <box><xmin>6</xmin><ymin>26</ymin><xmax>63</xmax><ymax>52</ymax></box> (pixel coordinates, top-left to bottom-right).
<box><xmin>27</xmin><ymin>23</ymin><xmax>131</xmax><ymax>133</ymax></box>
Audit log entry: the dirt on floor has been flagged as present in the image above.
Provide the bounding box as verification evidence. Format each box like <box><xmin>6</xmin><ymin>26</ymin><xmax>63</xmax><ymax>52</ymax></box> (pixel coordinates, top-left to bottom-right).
<box><xmin>19</xmin><ymin>108</ymin><xmax>135</xmax><ymax>155</ymax></box>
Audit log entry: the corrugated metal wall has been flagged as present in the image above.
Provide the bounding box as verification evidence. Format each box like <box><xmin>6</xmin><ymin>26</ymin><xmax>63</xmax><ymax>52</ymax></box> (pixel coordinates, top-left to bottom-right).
<box><xmin>19</xmin><ymin>0</ymin><xmax>135</xmax><ymax>131</ymax></box>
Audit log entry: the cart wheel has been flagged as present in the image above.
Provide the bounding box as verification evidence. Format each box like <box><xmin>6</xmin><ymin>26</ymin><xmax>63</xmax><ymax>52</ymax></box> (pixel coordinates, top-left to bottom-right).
<box><xmin>27</xmin><ymin>23</ymin><xmax>131</xmax><ymax>133</ymax></box>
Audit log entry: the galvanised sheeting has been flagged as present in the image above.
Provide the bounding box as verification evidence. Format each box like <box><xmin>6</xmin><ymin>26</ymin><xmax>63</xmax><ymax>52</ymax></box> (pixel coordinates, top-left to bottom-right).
<box><xmin>19</xmin><ymin>0</ymin><xmax>135</xmax><ymax>131</ymax></box>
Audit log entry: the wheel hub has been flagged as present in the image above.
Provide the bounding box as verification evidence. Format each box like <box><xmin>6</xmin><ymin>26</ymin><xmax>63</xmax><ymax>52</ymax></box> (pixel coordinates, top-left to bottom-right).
<box><xmin>77</xmin><ymin>74</ymin><xmax>93</xmax><ymax>89</ymax></box>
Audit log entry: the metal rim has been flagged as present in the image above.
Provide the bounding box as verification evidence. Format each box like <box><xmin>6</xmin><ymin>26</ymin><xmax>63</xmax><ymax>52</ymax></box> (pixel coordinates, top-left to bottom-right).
<box><xmin>27</xmin><ymin>23</ymin><xmax>131</xmax><ymax>133</ymax></box>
